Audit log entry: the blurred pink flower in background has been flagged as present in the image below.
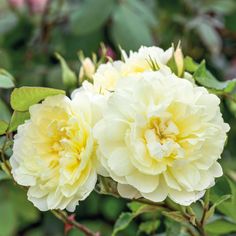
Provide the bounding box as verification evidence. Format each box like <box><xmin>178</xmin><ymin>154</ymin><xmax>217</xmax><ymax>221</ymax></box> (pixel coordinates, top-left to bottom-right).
<box><xmin>26</xmin><ymin>0</ymin><xmax>48</xmax><ymax>13</ymax></box>
<box><xmin>8</xmin><ymin>0</ymin><xmax>25</xmax><ymax>9</ymax></box>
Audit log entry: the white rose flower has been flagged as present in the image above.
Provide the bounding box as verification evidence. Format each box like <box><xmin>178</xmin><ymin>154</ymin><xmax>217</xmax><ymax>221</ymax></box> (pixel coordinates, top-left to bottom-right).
<box><xmin>91</xmin><ymin>46</ymin><xmax>174</xmax><ymax>95</ymax></box>
<box><xmin>94</xmin><ymin>71</ymin><xmax>229</xmax><ymax>206</ymax></box>
<box><xmin>10</xmin><ymin>92</ymin><xmax>105</xmax><ymax>211</ymax></box>
<box><xmin>92</xmin><ymin>61</ymin><xmax>123</xmax><ymax>95</ymax></box>
<box><xmin>121</xmin><ymin>46</ymin><xmax>173</xmax><ymax>76</ymax></box>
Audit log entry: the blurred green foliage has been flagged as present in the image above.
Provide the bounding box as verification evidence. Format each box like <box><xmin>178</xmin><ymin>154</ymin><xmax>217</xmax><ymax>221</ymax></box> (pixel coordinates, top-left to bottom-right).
<box><xmin>1</xmin><ymin>0</ymin><xmax>236</xmax><ymax>235</ymax></box>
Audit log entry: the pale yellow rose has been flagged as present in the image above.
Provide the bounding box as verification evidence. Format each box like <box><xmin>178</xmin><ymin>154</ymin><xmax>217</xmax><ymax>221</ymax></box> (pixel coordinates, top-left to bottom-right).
<box><xmin>91</xmin><ymin>46</ymin><xmax>173</xmax><ymax>95</ymax></box>
<box><xmin>10</xmin><ymin>92</ymin><xmax>105</xmax><ymax>211</ymax></box>
<box><xmin>120</xmin><ymin>46</ymin><xmax>173</xmax><ymax>76</ymax></box>
<box><xmin>94</xmin><ymin>71</ymin><xmax>229</xmax><ymax>205</ymax></box>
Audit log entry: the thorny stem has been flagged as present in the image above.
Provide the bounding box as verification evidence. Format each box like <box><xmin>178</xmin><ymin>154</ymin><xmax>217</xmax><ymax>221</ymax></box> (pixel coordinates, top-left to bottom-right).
<box><xmin>52</xmin><ymin>210</ymin><xmax>100</xmax><ymax>236</ymax></box>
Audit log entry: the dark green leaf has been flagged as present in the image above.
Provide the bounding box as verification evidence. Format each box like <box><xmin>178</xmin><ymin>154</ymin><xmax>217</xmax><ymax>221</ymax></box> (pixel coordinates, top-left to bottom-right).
<box><xmin>0</xmin><ymin>201</ymin><xmax>17</xmax><ymax>236</ymax></box>
<box><xmin>70</xmin><ymin>0</ymin><xmax>115</xmax><ymax>36</ymax></box>
<box><xmin>111</xmin><ymin>2</ymin><xmax>154</xmax><ymax>51</ymax></box>
<box><xmin>0</xmin><ymin>99</ymin><xmax>11</xmax><ymax>122</ymax></box>
<box><xmin>196</xmin><ymin>22</ymin><xmax>221</xmax><ymax>55</ymax></box>
<box><xmin>225</xmin><ymin>12</ymin><xmax>236</xmax><ymax>32</ymax></box>
<box><xmin>112</xmin><ymin>212</ymin><xmax>133</xmax><ymax>236</ymax></box>
<box><xmin>112</xmin><ymin>203</ymin><xmax>158</xmax><ymax>236</ymax></box>
<box><xmin>126</xmin><ymin>0</ymin><xmax>157</xmax><ymax>27</ymax></box>
<box><xmin>0</xmin><ymin>170</ymin><xmax>10</xmax><ymax>181</ymax></box>
<box><xmin>10</xmin><ymin>87</ymin><xmax>65</xmax><ymax>111</ymax></box>
<box><xmin>0</xmin><ymin>120</ymin><xmax>8</xmax><ymax>135</ymax></box>
<box><xmin>206</xmin><ymin>219</ymin><xmax>236</xmax><ymax>234</ymax></box>
<box><xmin>210</xmin><ymin>177</ymin><xmax>236</xmax><ymax>222</ymax></box>
<box><xmin>205</xmin><ymin>195</ymin><xmax>231</xmax><ymax>222</ymax></box>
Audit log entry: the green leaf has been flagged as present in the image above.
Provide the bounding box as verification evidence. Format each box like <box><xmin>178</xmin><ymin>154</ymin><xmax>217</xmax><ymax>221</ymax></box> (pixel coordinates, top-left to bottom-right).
<box><xmin>206</xmin><ymin>219</ymin><xmax>236</xmax><ymax>234</ymax></box>
<box><xmin>10</xmin><ymin>87</ymin><xmax>65</xmax><ymax>111</ymax></box>
<box><xmin>127</xmin><ymin>202</ymin><xmax>143</xmax><ymax>212</ymax></box>
<box><xmin>193</xmin><ymin>60</ymin><xmax>236</xmax><ymax>92</ymax></box>
<box><xmin>0</xmin><ymin>120</ymin><xmax>8</xmax><ymax>135</ymax></box>
<box><xmin>55</xmin><ymin>53</ymin><xmax>77</xmax><ymax>89</ymax></box>
<box><xmin>0</xmin><ymin>69</ymin><xmax>15</xmax><ymax>89</ymax></box>
<box><xmin>210</xmin><ymin>177</ymin><xmax>236</xmax><ymax>222</ymax></box>
<box><xmin>8</xmin><ymin>111</ymin><xmax>30</xmax><ymax>132</ymax></box>
<box><xmin>184</xmin><ymin>56</ymin><xmax>199</xmax><ymax>73</ymax></box>
<box><xmin>126</xmin><ymin>0</ymin><xmax>157</xmax><ymax>27</ymax></box>
<box><xmin>111</xmin><ymin>2</ymin><xmax>154</xmax><ymax>51</ymax></box>
<box><xmin>205</xmin><ymin>195</ymin><xmax>231</xmax><ymax>223</ymax></box>
<box><xmin>163</xmin><ymin>211</ymin><xmax>188</xmax><ymax>224</ymax></box>
<box><xmin>0</xmin><ymin>170</ymin><xmax>10</xmax><ymax>181</ymax></box>
<box><xmin>196</xmin><ymin>21</ymin><xmax>221</xmax><ymax>55</ymax></box>
<box><xmin>0</xmin><ymin>99</ymin><xmax>11</xmax><ymax>122</ymax></box>
<box><xmin>138</xmin><ymin>220</ymin><xmax>160</xmax><ymax>235</ymax></box>
<box><xmin>0</xmin><ymin>182</ymin><xmax>40</xmax><ymax>235</ymax></box>
<box><xmin>0</xmin><ymin>201</ymin><xmax>17</xmax><ymax>236</ymax></box>
<box><xmin>70</xmin><ymin>0</ymin><xmax>115</xmax><ymax>36</ymax></box>
<box><xmin>225</xmin><ymin>12</ymin><xmax>236</xmax><ymax>32</ymax></box>
<box><xmin>0</xmin><ymin>12</ymin><xmax>17</xmax><ymax>34</ymax></box>
<box><xmin>112</xmin><ymin>203</ymin><xmax>158</xmax><ymax>236</ymax></box>
<box><xmin>112</xmin><ymin>212</ymin><xmax>133</xmax><ymax>236</ymax></box>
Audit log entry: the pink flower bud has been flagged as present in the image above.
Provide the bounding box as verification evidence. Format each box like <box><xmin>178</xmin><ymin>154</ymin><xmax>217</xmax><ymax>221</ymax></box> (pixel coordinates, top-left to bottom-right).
<box><xmin>99</xmin><ymin>45</ymin><xmax>116</xmax><ymax>60</ymax></box>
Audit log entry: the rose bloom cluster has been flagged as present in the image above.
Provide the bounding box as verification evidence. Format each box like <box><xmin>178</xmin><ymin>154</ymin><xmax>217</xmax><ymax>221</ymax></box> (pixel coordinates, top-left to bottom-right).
<box><xmin>10</xmin><ymin>46</ymin><xmax>230</xmax><ymax>211</ymax></box>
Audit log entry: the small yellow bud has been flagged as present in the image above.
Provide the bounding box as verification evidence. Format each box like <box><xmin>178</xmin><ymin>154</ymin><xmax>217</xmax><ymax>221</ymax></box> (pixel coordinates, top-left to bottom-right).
<box><xmin>79</xmin><ymin>58</ymin><xmax>96</xmax><ymax>81</ymax></box>
<box><xmin>173</xmin><ymin>42</ymin><xmax>184</xmax><ymax>77</ymax></box>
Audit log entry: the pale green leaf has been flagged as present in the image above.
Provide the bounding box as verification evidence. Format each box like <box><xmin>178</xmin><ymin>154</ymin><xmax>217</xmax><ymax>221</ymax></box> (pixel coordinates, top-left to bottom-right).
<box><xmin>0</xmin><ymin>69</ymin><xmax>14</xmax><ymax>89</ymax></box>
<box><xmin>10</xmin><ymin>87</ymin><xmax>65</xmax><ymax>111</ymax></box>
<box><xmin>184</xmin><ymin>56</ymin><xmax>199</xmax><ymax>73</ymax></box>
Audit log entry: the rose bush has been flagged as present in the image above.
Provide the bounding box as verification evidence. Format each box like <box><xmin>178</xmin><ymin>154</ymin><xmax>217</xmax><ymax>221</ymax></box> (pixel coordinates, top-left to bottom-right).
<box><xmin>1</xmin><ymin>44</ymin><xmax>236</xmax><ymax>236</ymax></box>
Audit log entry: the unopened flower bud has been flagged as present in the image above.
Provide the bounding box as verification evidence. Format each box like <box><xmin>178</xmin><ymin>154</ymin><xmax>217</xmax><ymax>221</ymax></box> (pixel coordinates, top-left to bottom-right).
<box><xmin>79</xmin><ymin>58</ymin><xmax>96</xmax><ymax>81</ymax></box>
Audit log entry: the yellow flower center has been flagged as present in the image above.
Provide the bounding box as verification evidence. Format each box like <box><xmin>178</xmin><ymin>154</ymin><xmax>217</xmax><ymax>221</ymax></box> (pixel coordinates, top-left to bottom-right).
<box><xmin>144</xmin><ymin>114</ymin><xmax>184</xmax><ymax>165</ymax></box>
